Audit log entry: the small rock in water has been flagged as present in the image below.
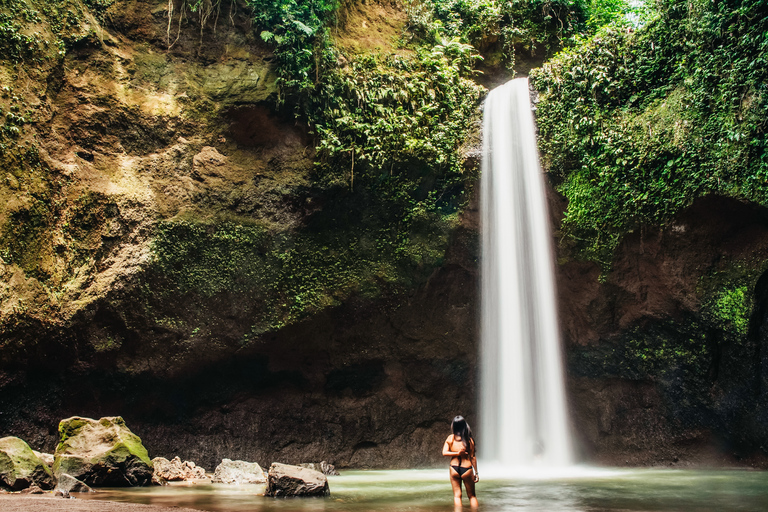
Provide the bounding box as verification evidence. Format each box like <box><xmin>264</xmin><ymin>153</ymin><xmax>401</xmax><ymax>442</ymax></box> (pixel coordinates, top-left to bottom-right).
<box><xmin>265</xmin><ymin>463</ymin><xmax>329</xmax><ymax>497</ymax></box>
<box><xmin>298</xmin><ymin>461</ymin><xmax>339</xmax><ymax>476</ymax></box>
<box><xmin>55</xmin><ymin>473</ymin><xmax>94</xmax><ymax>493</ymax></box>
<box><xmin>212</xmin><ymin>459</ymin><xmax>266</xmax><ymax>485</ymax></box>
<box><xmin>152</xmin><ymin>456</ymin><xmax>206</xmax><ymax>485</ymax></box>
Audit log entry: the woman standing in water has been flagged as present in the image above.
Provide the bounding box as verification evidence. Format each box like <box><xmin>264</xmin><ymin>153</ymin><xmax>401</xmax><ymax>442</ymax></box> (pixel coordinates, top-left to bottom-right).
<box><xmin>442</xmin><ymin>415</ymin><xmax>479</xmax><ymax>508</ymax></box>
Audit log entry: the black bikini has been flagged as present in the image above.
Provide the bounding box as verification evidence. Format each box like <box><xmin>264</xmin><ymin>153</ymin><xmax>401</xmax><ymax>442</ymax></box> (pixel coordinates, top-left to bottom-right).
<box><xmin>452</xmin><ymin>464</ymin><xmax>472</xmax><ymax>476</ymax></box>
<box><xmin>449</xmin><ymin>436</ymin><xmax>473</xmax><ymax>477</ymax></box>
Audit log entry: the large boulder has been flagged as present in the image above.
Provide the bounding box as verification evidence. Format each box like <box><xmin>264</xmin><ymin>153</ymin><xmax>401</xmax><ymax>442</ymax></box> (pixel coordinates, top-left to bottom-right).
<box><xmin>152</xmin><ymin>456</ymin><xmax>206</xmax><ymax>485</ymax></box>
<box><xmin>265</xmin><ymin>463</ymin><xmax>329</xmax><ymax>497</ymax></box>
<box><xmin>212</xmin><ymin>459</ymin><xmax>265</xmax><ymax>485</ymax></box>
<box><xmin>0</xmin><ymin>437</ymin><xmax>55</xmax><ymax>491</ymax></box>
<box><xmin>53</xmin><ymin>416</ymin><xmax>153</xmax><ymax>487</ymax></box>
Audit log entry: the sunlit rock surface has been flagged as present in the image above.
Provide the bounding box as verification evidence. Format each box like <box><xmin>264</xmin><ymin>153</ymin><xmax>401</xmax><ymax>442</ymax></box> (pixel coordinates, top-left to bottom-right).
<box><xmin>53</xmin><ymin>416</ymin><xmax>153</xmax><ymax>486</ymax></box>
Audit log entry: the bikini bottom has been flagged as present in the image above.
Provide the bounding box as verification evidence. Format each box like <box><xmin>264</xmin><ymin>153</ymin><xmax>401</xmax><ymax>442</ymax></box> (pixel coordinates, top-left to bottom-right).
<box><xmin>451</xmin><ymin>465</ymin><xmax>472</xmax><ymax>477</ymax></box>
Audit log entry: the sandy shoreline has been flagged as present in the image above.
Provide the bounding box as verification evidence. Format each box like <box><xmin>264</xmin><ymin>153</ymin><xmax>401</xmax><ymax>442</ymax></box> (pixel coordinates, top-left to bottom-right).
<box><xmin>0</xmin><ymin>495</ymin><xmax>200</xmax><ymax>512</ymax></box>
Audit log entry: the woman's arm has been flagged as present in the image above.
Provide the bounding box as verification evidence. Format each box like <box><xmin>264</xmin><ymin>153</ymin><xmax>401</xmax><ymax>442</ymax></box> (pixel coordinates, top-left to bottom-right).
<box><xmin>471</xmin><ymin>439</ymin><xmax>479</xmax><ymax>482</ymax></box>
<box><xmin>442</xmin><ymin>436</ymin><xmax>466</xmax><ymax>457</ymax></box>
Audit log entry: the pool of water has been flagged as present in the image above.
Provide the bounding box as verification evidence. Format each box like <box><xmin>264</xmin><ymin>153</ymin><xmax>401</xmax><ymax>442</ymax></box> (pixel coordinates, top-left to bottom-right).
<box><xmin>78</xmin><ymin>467</ymin><xmax>768</xmax><ymax>512</ymax></box>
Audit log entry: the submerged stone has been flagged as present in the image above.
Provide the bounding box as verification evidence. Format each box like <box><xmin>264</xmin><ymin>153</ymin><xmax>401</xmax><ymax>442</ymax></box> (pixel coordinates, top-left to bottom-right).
<box><xmin>53</xmin><ymin>416</ymin><xmax>153</xmax><ymax>487</ymax></box>
<box><xmin>212</xmin><ymin>458</ymin><xmax>265</xmax><ymax>485</ymax></box>
<box><xmin>0</xmin><ymin>437</ymin><xmax>55</xmax><ymax>491</ymax></box>
<box><xmin>265</xmin><ymin>463</ymin><xmax>329</xmax><ymax>497</ymax></box>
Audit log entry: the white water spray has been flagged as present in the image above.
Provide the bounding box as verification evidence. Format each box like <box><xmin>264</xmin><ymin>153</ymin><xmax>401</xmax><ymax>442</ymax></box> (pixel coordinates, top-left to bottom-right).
<box><xmin>479</xmin><ymin>78</ymin><xmax>573</xmax><ymax>468</ymax></box>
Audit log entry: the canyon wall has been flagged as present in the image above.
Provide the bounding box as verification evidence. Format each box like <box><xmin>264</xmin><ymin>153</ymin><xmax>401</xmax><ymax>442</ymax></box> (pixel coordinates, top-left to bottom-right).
<box><xmin>2</xmin><ymin>0</ymin><xmax>767</xmax><ymax>470</ymax></box>
<box><xmin>0</xmin><ymin>0</ymin><xmax>480</xmax><ymax>470</ymax></box>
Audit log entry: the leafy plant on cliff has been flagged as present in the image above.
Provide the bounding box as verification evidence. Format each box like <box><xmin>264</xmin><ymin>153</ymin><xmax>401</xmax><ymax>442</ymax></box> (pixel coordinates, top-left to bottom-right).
<box><xmin>0</xmin><ymin>12</ymin><xmax>42</xmax><ymax>62</ymax></box>
<box><xmin>531</xmin><ymin>0</ymin><xmax>768</xmax><ymax>266</ymax></box>
<box><xmin>310</xmin><ymin>46</ymin><xmax>483</xmax><ymax>188</ymax></box>
<box><xmin>247</xmin><ymin>0</ymin><xmax>340</xmax><ymax>98</ymax></box>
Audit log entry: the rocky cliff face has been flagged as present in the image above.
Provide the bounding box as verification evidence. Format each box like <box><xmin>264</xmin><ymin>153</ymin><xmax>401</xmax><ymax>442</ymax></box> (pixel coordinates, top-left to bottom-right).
<box><xmin>4</xmin><ymin>0</ymin><xmax>768</xmax><ymax>471</ymax></box>
<box><xmin>1</xmin><ymin>253</ymin><xmax>476</xmax><ymax>470</ymax></box>
<box><xmin>560</xmin><ymin>195</ymin><xmax>768</xmax><ymax>466</ymax></box>
<box><xmin>0</xmin><ymin>0</ymin><xmax>478</xmax><ymax>469</ymax></box>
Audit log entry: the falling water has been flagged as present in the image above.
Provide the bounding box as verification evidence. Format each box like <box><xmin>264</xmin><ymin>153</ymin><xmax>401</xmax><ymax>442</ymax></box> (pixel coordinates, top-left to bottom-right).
<box><xmin>479</xmin><ymin>78</ymin><xmax>573</xmax><ymax>468</ymax></box>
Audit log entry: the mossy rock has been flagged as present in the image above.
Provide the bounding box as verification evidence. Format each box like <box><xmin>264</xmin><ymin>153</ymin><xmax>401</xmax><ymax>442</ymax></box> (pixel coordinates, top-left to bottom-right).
<box><xmin>0</xmin><ymin>437</ymin><xmax>54</xmax><ymax>491</ymax></box>
<box><xmin>53</xmin><ymin>416</ymin><xmax>153</xmax><ymax>487</ymax></box>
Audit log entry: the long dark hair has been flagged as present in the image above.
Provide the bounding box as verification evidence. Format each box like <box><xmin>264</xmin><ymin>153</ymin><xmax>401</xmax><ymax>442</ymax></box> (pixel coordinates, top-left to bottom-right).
<box><xmin>451</xmin><ymin>415</ymin><xmax>473</xmax><ymax>453</ymax></box>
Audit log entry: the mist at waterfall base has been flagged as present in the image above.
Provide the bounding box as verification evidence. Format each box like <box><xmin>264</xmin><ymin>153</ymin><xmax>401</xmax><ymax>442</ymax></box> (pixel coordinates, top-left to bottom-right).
<box><xmin>478</xmin><ymin>77</ymin><xmax>573</xmax><ymax>475</ymax></box>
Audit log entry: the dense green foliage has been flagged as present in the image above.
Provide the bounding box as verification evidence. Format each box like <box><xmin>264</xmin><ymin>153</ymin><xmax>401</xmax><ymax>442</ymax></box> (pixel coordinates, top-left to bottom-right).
<box><xmin>532</xmin><ymin>0</ymin><xmax>768</xmax><ymax>266</ymax></box>
<box><xmin>247</xmin><ymin>0</ymin><xmax>339</xmax><ymax>95</ymax></box>
<box><xmin>311</xmin><ymin>47</ymin><xmax>483</xmax><ymax>187</ymax></box>
<box><xmin>409</xmin><ymin>0</ymin><xmax>638</xmax><ymax>70</ymax></box>
<box><xmin>406</xmin><ymin>0</ymin><xmax>501</xmax><ymax>50</ymax></box>
<box><xmin>0</xmin><ymin>12</ymin><xmax>42</xmax><ymax>62</ymax></box>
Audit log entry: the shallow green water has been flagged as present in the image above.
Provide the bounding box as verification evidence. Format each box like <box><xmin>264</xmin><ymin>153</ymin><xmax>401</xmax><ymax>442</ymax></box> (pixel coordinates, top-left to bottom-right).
<box><xmin>79</xmin><ymin>468</ymin><xmax>768</xmax><ymax>512</ymax></box>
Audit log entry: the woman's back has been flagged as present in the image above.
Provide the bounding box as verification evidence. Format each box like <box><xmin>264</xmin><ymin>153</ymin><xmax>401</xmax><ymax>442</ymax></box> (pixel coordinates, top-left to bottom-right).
<box><xmin>446</xmin><ymin>434</ymin><xmax>473</xmax><ymax>466</ymax></box>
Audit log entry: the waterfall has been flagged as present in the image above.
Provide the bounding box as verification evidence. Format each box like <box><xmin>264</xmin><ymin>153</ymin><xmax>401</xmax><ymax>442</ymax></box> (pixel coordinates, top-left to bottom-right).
<box><xmin>478</xmin><ymin>78</ymin><xmax>573</xmax><ymax>468</ymax></box>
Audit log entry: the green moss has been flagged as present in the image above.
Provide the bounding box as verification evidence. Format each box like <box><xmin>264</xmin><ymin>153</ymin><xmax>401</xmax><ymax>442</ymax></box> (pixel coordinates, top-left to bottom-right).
<box><xmin>147</xmin><ymin>194</ymin><xmax>459</xmax><ymax>333</ymax></box>
<box><xmin>697</xmin><ymin>259</ymin><xmax>768</xmax><ymax>340</ymax></box>
<box><xmin>109</xmin><ymin>439</ymin><xmax>151</xmax><ymax>467</ymax></box>
<box><xmin>0</xmin><ymin>194</ymin><xmax>53</xmax><ymax>278</ymax></box>
<box><xmin>707</xmin><ymin>287</ymin><xmax>751</xmax><ymax>336</ymax></box>
<box><xmin>569</xmin><ymin>317</ymin><xmax>711</xmax><ymax>381</ymax></box>
<box><xmin>531</xmin><ymin>0</ymin><xmax>768</xmax><ymax>266</ymax></box>
<box><xmin>92</xmin><ymin>336</ymin><xmax>121</xmax><ymax>352</ymax></box>
<box><xmin>57</xmin><ymin>417</ymin><xmax>89</xmax><ymax>447</ymax></box>
<box><xmin>0</xmin><ymin>187</ymin><xmax>116</xmax><ymax>283</ymax></box>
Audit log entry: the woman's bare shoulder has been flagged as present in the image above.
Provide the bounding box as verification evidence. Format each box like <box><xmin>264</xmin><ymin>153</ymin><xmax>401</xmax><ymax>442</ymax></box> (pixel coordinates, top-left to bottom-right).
<box><xmin>445</xmin><ymin>434</ymin><xmax>454</xmax><ymax>443</ymax></box>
